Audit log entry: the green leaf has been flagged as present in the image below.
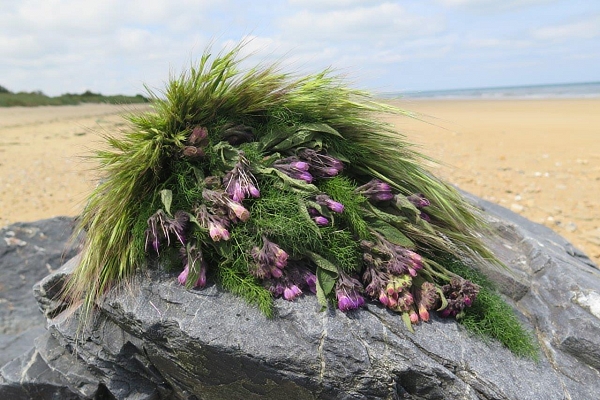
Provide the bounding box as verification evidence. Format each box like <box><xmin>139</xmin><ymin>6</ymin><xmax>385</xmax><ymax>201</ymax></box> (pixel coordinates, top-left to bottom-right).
<box><xmin>160</xmin><ymin>189</ymin><xmax>173</xmax><ymax>216</ymax></box>
<box><xmin>364</xmin><ymin>204</ymin><xmax>408</xmax><ymax>226</ymax></box>
<box><xmin>317</xmin><ymin>267</ymin><xmax>337</xmax><ymax>296</ymax></box>
<box><xmin>436</xmin><ymin>287</ymin><xmax>448</xmax><ymax>311</ymax></box>
<box><xmin>258</xmin><ymin>166</ymin><xmax>319</xmax><ymax>194</ymax></box>
<box><xmin>307</xmin><ymin>251</ymin><xmax>339</xmax><ymax>274</ymax></box>
<box><xmin>307</xmin><ymin>251</ymin><xmax>338</xmax><ymax>305</ymax></box>
<box><xmin>298</xmin><ymin>199</ymin><xmax>322</xmax><ymax>239</ymax></box>
<box><xmin>315</xmin><ymin>276</ymin><xmax>328</xmax><ymax>309</ymax></box>
<box><xmin>401</xmin><ymin>312</ymin><xmax>415</xmax><ymax>333</ymax></box>
<box><xmin>370</xmin><ymin>220</ymin><xmax>415</xmax><ymax>248</ymax></box>
<box><xmin>300</xmin><ymin>123</ymin><xmax>344</xmax><ymax>139</ymax></box>
<box><xmin>270</xmin><ymin>129</ymin><xmax>316</xmax><ymax>152</ymax></box>
<box><xmin>213</xmin><ymin>141</ymin><xmax>239</xmax><ymax>168</ymax></box>
<box><xmin>393</xmin><ymin>196</ymin><xmax>420</xmax><ymax>220</ymax></box>
<box><xmin>192</xmin><ymin>166</ymin><xmax>204</xmax><ymax>185</ymax></box>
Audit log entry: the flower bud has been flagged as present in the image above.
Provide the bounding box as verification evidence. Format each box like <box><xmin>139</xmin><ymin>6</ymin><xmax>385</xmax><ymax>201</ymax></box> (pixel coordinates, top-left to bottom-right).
<box><xmin>314</xmin><ymin>216</ymin><xmax>329</xmax><ymax>226</ymax></box>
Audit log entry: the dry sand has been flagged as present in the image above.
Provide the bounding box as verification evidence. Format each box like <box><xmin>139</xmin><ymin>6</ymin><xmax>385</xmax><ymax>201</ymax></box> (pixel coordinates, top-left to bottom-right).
<box><xmin>383</xmin><ymin>99</ymin><xmax>600</xmax><ymax>265</ymax></box>
<box><xmin>0</xmin><ymin>100</ymin><xmax>598</xmax><ymax>265</ymax></box>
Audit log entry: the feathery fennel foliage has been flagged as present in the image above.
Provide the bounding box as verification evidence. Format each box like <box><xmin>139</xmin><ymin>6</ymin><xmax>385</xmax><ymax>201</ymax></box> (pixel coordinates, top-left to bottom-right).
<box><xmin>64</xmin><ymin>43</ymin><xmax>533</xmax><ymax>356</ymax></box>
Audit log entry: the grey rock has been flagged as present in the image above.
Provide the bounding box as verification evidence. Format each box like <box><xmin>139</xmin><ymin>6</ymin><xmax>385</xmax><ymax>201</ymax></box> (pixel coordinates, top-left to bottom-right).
<box><xmin>0</xmin><ymin>217</ymin><xmax>79</xmax><ymax>367</ymax></box>
<box><xmin>2</xmin><ymin>199</ymin><xmax>600</xmax><ymax>399</ymax></box>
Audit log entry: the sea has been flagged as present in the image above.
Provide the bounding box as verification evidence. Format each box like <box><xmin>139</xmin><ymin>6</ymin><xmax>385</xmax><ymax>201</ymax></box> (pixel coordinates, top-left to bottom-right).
<box><xmin>380</xmin><ymin>81</ymin><xmax>600</xmax><ymax>100</ymax></box>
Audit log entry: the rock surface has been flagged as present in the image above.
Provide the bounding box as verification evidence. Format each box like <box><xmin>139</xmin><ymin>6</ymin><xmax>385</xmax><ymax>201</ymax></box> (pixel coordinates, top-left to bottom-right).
<box><xmin>2</xmin><ymin>200</ymin><xmax>600</xmax><ymax>399</ymax></box>
<box><xmin>0</xmin><ymin>217</ymin><xmax>78</xmax><ymax>367</ymax></box>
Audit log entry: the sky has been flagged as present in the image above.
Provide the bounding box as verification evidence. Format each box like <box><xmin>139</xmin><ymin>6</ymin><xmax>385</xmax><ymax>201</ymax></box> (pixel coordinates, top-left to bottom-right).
<box><xmin>1</xmin><ymin>0</ymin><xmax>599</xmax><ymax>96</ymax></box>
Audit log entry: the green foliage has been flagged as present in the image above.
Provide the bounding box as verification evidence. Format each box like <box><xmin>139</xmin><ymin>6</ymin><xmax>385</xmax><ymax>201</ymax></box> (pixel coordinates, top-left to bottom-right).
<box><xmin>65</xmin><ymin>42</ymin><xmax>521</xmax><ymax>353</ymax></box>
<box><xmin>317</xmin><ymin>176</ymin><xmax>370</xmax><ymax>239</ymax></box>
<box><xmin>0</xmin><ymin>90</ymin><xmax>148</xmax><ymax>107</ymax></box>
<box><xmin>442</xmin><ymin>257</ymin><xmax>539</xmax><ymax>359</ymax></box>
<box><xmin>215</xmin><ymin>237</ymin><xmax>274</xmax><ymax>317</ymax></box>
<box><xmin>247</xmin><ymin>183</ymin><xmax>321</xmax><ymax>256</ymax></box>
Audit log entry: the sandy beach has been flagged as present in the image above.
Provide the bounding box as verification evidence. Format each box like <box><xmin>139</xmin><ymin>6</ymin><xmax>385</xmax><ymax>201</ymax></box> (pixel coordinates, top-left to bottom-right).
<box><xmin>1</xmin><ymin>100</ymin><xmax>598</xmax><ymax>265</ymax></box>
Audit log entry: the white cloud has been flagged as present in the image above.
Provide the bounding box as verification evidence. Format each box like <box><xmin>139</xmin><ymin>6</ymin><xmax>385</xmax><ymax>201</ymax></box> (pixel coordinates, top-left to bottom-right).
<box><xmin>436</xmin><ymin>0</ymin><xmax>559</xmax><ymax>12</ymax></box>
<box><xmin>531</xmin><ymin>15</ymin><xmax>600</xmax><ymax>41</ymax></box>
<box><xmin>280</xmin><ymin>2</ymin><xmax>443</xmax><ymax>42</ymax></box>
<box><xmin>288</xmin><ymin>0</ymin><xmax>376</xmax><ymax>9</ymax></box>
<box><xmin>467</xmin><ymin>38</ymin><xmax>532</xmax><ymax>49</ymax></box>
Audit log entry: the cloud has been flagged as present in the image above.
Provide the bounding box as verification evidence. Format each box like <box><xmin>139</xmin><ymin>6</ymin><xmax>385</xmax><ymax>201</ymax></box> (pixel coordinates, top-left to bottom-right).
<box><xmin>531</xmin><ymin>15</ymin><xmax>600</xmax><ymax>41</ymax></box>
<box><xmin>0</xmin><ymin>0</ymin><xmax>223</xmax><ymax>95</ymax></box>
<box><xmin>467</xmin><ymin>38</ymin><xmax>532</xmax><ymax>49</ymax></box>
<box><xmin>287</xmin><ymin>0</ymin><xmax>373</xmax><ymax>10</ymax></box>
<box><xmin>436</xmin><ymin>0</ymin><xmax>559</xmax><ymax>12</ymax></box>
<box><xmin>279</xmin><ymin>2</ymin><xmax>444</xmax><ymax>43</ymax></box>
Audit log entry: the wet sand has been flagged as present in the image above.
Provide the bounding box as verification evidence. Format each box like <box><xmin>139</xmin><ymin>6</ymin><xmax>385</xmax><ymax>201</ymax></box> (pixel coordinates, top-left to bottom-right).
<box><xmin>0</xmin><ymin>100</ymin><xmax>598</xmax><ymax>265</ymax></box>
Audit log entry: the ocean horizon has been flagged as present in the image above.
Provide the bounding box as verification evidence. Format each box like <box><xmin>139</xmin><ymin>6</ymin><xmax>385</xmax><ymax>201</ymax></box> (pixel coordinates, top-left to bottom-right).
<box><xmin>380</xmin><ymin>81</ymin><xmax>600</xmax><ymax>100</ymax></box>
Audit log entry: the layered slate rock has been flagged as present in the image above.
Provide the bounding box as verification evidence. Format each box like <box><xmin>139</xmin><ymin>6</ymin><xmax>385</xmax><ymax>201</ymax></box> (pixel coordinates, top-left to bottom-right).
<box><xmin>0</xmin><ymin>217</ymin><xmax>78</xmax><ymax>367</ymax></box>
<box><xmin>2</xmin><ymin>200</ymin><xmax>600</xmax><ymax>399</ymax></box>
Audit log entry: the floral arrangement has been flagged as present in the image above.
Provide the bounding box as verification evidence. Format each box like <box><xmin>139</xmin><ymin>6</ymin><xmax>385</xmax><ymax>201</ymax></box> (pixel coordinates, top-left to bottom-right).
<box><xmin>64</xmin><ymin>44</ymin><xmax>536</xmax><ymax>352</ymax></box>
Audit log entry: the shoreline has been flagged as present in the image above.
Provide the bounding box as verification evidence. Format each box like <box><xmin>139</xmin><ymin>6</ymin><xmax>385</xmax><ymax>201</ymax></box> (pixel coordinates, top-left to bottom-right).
<box><xmin>1</xmin><ymin>100</ymin><xmax>598</xmax><ymax>265</ymax></box>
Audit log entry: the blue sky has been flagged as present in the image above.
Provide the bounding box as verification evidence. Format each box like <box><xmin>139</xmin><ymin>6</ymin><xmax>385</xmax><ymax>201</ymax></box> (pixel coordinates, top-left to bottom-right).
<box><xmin>1</xmin><ymin>0</ymin><xmax>599</xmax><ymax>96</ymax></box>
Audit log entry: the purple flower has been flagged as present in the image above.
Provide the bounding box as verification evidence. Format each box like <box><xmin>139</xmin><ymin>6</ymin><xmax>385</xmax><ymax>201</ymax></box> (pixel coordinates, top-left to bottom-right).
<box><xmin>304</xmin><ymin>272</ymin><xmax>317</xmax><ymax>294</ymax></box>
<box><xmin>178</xmin><ymin>244</ymin><xmax>207</xmax><ymax>288</ymax></box>
<box><xmin>419</xmin><ymin>212</ymin><xmax>431</xmax><ymax>223</ymax></box>
<box><xmin>283</xmin><ymin>285</ymin><xmax>303</xmax><ymax>300</ymax></box>
<box><xmin>188</xmin><ymin>126</ymin><xmax>208</xmax><ymax>146</ymax></box>
<box><xmin>202</xmin><ymin>188</ymin><xmax>250</xmax><ymax>223</ymax></box>
<box><xmin>182</xmin><ymin>126</ymin><xmax>209</xmax><ymax>158</ymax></box>
<box><xmin>314</xmin><ymin>216</ymin><xmax>329</xmax><ymax>226</ymax></box>
<box><xmin>208</xmin><ymin>223</ymin><xmax>230</xmax><ymax>241</ymax></box>
<box><xmin>144</xmin><ymin>209</ymin><xmax>188</xmax><ymax>253</ymax></box>
<box><xmin>297</xmin><ymin>148</ymin><xmax>343</xmax><ymax>178</ymax></box>
<box><xmin>195</xmin><ymin>204</ymin><xmax>231</xmax><ymax>242</ymax></box>
<box><xmin>195</xmin><ymin>261</ymin><xmax>208</xmax><ymax>288</ymax></box>
<box><xmin>262</xmin><ymin>261</ymin><xmax>316</xmax><ymax>300</ymax></box>
<box><xmin>439</xmin><ymin>277</ymin><xmax>479</xmax><ymax>318</ymax></box>
<box><xmin>414</xmin><ymin>281</ymin><xmax>438</xmax><ymax>322</ymax></box>
<box><xmin>315</xmin><ymin>194</ymin><xmax>344</xmax><ymax>213</ymax></box>
<box><xmin>407</xmin><ymin>193</ymin><xmax>431</xmax><ymax>208</ymax></box>
<box><xmin>335</xmin><ymin>271</ymin><xmax>365</xmax><ymax>312</ymax></box>
<box><xmin>274</xmin><ymin>157</ymin><xmax>314</xmax><ymax>183</ymax></box>
<box><xmin>356</xmin><ymin>179</ymin><xmax>394</xmax><ymax>202</ymax></box>
<box><xmin>250</xmin><ymin>237</ymin><xmax>289</xmax><ymax>279</ymax></box>
<box><xmin>223</xmin><ymin>153</ymin><xmax>260</xmax><ymax>202</ymax></box>
<box><xmin>177</xmin><ymin>265</ymin><xmax>189</xmax><ymax>285</ymax></box>
<box><xmin>290</xmin><ymin>161</ymin><xmax>309</xmax><ymax>171</ymax></box>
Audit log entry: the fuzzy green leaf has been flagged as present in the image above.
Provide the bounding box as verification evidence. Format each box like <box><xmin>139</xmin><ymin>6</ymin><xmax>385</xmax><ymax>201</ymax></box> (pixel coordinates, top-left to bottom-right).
<box><xmin>401</xmin><ymin>312</ymin><xmax>415</xmax><ymax>333</ymax></box>
<box><xmin>192</xmin><ymin>166</ymin><xmax>204</xmax><ymax>185</ymax></box>
<box><xmin>297</xmin><ymin>199</ymin><xmax>323</xmax><ymax>239</ymax></box>
<box><xmin>213</xmin><ymin>141</ymin><xmax>239</xmax><ymax>168</ymax></box>
<box><xmin>315</xmin><ymin>275</ymin><xmax>329</xmax><ymax>309</ymax></box>
<box><xmin>393</xmin><ymin>195</ymin><xmax>420</xmax><ymax>220</ymax></box>
<box><xmin>270</xmin><ymin>129</ymin><xmax>317</xmax><ymax>152</ymax></box>
<box><xmin>160</xmin><ymin>189</ymin><xmax>173</xmax><ymax>216</ymax></box>
<box><xmin>300</xmin><ymin>123</ymin><xmax>344</xmax><ymax>139</ymax></box>
<box><xmin>317</xmin><ymin>267</ymin><xmax>337</xmax><ymax>297</ymax></box>
<box><xmin>436</xmin><ymin>287</ymin><xmax>448</xmax><ymax>311</ymax></box>
<box><xmin>307</xmin><ymin>251</ymin><xmax>339</xmax><ymax>275</ymax></box>
<box><xmin>311</xmin><ymin>250</ymin><xmax>338</xmax><ymax>305</ymax></box>
<box><xmin>370</xmin><ymin>220</ymin><xmax>415</xmax><ymax>248</ymax></box>
<box><xmin>259</xmin><ymin>167</ymin><xmax>319</xmax><ymax>194</ymax></box>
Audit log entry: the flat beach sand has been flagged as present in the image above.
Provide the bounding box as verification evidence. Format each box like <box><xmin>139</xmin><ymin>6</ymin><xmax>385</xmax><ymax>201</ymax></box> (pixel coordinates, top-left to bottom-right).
<box><xmin>1</xmin><ymin>100</ymin><xmax>598</xmax><ymax>265</ymax></box>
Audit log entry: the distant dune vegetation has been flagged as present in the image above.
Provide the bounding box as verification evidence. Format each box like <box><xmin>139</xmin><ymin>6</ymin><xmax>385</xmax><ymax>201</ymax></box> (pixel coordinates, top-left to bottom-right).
<box><xmin>0</xmin><ymin>85</ymin><xmax>148</xmax><ymax>107</ymax></box>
